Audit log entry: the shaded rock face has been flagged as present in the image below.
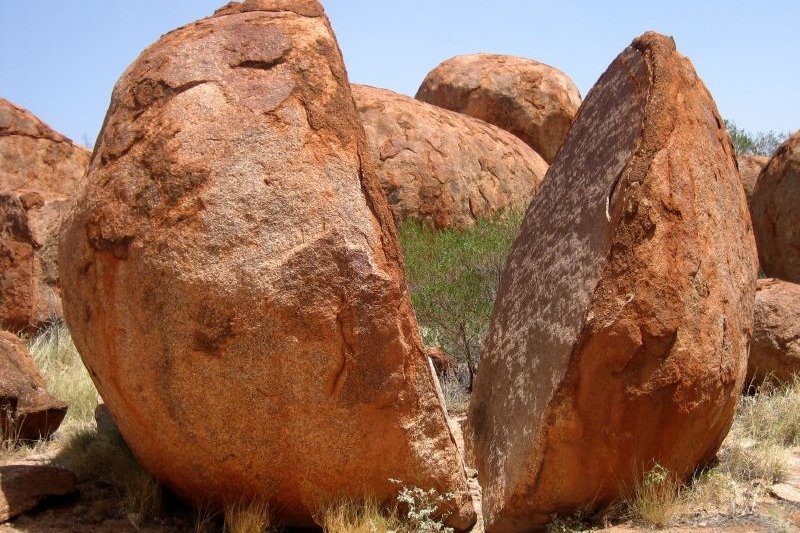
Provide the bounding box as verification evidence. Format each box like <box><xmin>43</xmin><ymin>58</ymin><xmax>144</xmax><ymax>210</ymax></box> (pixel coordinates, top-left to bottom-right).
<box><xmin>736</xmin><ymin>154</ymin><xmax>769</xmax><ymax>205</ymax></box>
<box><xmin>751</xmin><ymin>132</ymin><xmax>800</xmax><ymax>283</ymax></box>
<box><xmin>0</xmin><ymin>465</ymin><xmax>76</xmax><ymax>522</ymax></box>
<box><xmin>353</xmin><ymin>85</ymin><xmax>547</xmax><ymax>230</ymax></box>
<box><xmin>0</xmin><ymin>190</ymin><xmax>68</xmax><ymax>333</ymax></box>
<box><xmin>466</xmin><ymin>33</ymin><xmax>757</xmax><ymax>532</ymax></box>
<box><xmin>0</xmin><ymin>98</ymin><xmax>90</xmax><ymax>196</ymax></box>
<box><xmin>748</xmin><ymin>278</ymin><xmax>800</xmax><ymax>387</ymax></box>
<box><xmin>0</xmin><ymin>332</ymin><xmax>67</xmax><ymax>441</ymax></box>
<box><xmin>59</xmin><ymin>0</ymin><xmax>474</xmax><ymax>528</ymax></box>
<box><xmin>415</xmin><ymin>54</ymin><xmax>581</xmax><ymax>164</ymax></box>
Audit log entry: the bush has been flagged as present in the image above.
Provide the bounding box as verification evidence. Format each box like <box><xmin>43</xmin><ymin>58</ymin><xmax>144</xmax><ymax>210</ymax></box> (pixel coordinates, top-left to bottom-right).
<box><xmin>398</xmin><ymin>213</ymin><xmax>522</xmax><ymax>393</ymax></box>
<box><xmin>724</xmin><ymin>120</ymin><xmax>789</xmax><ymax>156</ymax></box>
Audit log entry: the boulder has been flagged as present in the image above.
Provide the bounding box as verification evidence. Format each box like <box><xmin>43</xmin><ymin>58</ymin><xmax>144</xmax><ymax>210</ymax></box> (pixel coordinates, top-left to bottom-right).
<box><xmin>0</xmin><ymin>98</ymin><xmax>90</xmax><ymax>196</ymax></box>
<box><xmin>751</xmin><ymin>131</ymin><xmax>800</xmax><ymax>283</ymax></box>
<box><xmin>59</xmin><ymin>0</ymin><xmax>474</xmax><ymax>528</ymax></box>
<box><xmin>353</xmin><ymin>85</ymin><xmax>547</xmax><ymax>229</ymax></box>
<box><xmin>426</xmin><ymin>346</ymin><xmax>456</xmax><ymax>378</ymax></box>
<box><xmin>0</xmin><ymin>465</ymin><xmax>76</xmax><ymax>522</ymax></box>
<box><xmin>415</xmin><ymin>53</ymin><xmax>581</xmax><ymax>163</ymax></box>
<box><xmin>0</xmin><ymin>190</ymin><xmax>68</xmax><ymax>333</ymax></box>
<box><xmin>736</xmin><ymin>154</ymin><xmax>769</xmax><ymax>205</ymax></box>
<box><xmin>0</xmin><ymin>332</ymin><xmax>67</xmax><ymax>441</ymax></box>
<box><xmin>466</xmin><ymin>32</ymin><xmax>757</xmax><ymax>532</ymax></box>
<box><xmin>747</xmin><ymin>278</ymin><xmax>800</xmax><ymax>387</ymax></box>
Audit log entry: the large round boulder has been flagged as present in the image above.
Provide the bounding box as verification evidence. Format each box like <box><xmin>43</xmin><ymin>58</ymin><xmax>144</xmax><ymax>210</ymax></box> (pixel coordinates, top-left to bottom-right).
<box><xmin>466</xmin><ymin>33</ymin><xmax>757</xmax><ymax>532</ymax></box>
<box><xmin>747</xmin><ymin>278</ymin><xmax>800</xmax><ymax>387</ymax></box>
<box><xmin>415</xmin><ymin>54</ymin><xmax>581</xmax><ymax>163</ymax></box>
<box><xmin>59</xmin><ymin>0</ymin><xmax>474</xmax><ymax>528</ymax></box>
<box><xmin>0</xmin><ymin>190</ymin><xmax>68</xmax><ymax>333</ymax></box>
<box><xmin>0</xmin><ymin>98</ymin><xmax>90</xmax><ymax>196</ymax></box>
<box><xmin>353</xmin><ymin>84</ymin><xmax>547</xmax><ymax>229</ymax></box>
<box><xmin>751</xmin><ymin>131</ymin><xmax>800</xmax><ymax>283</ymax></box>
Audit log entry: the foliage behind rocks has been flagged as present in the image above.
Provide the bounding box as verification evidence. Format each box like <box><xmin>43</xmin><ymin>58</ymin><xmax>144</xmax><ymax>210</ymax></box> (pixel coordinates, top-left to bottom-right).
<box><xmin>399</xmin><ymin>212</ymin><xmax>522</xmax><ymax>394</ymax></box>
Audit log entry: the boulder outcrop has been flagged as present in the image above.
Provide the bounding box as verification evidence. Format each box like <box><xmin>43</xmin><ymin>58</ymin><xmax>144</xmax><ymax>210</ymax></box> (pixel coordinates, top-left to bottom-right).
<box><xmin>466</xmin><ymin>33</ymin><xmax>757</xmax><ymax>532</ymax></box>
<box><xmin>415</xmin><ymin>53</ymin><xmax>581</xmax><ymax>163</ymax></box>
<box><xmin>353</xmin><ymin>85</ymin><xmax>547</xmax><ymax>229</ymax></box>
<box><xmin>59</xmin><ymin>0</ymin><xmax>473</xmax><ymax>528</ymax></box>
<box><xmin>0</xmin><ymin>190</ymin><xmax>68</xmax><ymax>333</ymax></box>
<box><xmin>0</xmin><ymin>98</ymin><xmax>90</xmax><ymax>196</ymax></box>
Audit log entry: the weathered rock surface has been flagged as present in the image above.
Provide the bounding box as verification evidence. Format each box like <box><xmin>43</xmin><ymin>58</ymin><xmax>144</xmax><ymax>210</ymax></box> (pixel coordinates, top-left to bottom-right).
<box><xmin>0</xmin><ymin>332</ymin><xmax>66</xmax><ymax>441</ymax></box>
<box><xmin>751</xmin><ymin>131</ymin><xmax>800</xmax><ymax>283</ymax></box>
<box><xmin>0</xmin><ymin>190</ymin><xmax>68</xmax><ymax>333</ymax></box>
<box><xmin>736</xmin><ymin>154</ymin><xmax>769</xmax><ymax>205</ymax></box>
<box><xmin>353</xmin><ymin>85</ymin><xmax>547</xmax><ymax>229</ymax></box>
<box><xmin>747</xmin><ymin>278</ymin><xmax>800</xmax><ymax>387</ymax></box>
<box><xmin>0</xmin><ymin>465</ymin><xmax>76</xmax><ymax>522</ymax></box>
<box><xmin>466</xmin><ymin>32</ymin><xmax>757</xmax><ymax>532</ymax></box>
<box><xmin>0</xmin><ymin>98</ymin><xmax>90</xmax><ymax>196</ymax></box>
<box><xmin>59</xmin><ymin>0</ymin><xmax>473</xmax><ymax>528</ymax></box>
<box><xmin>415</xmin><ymin>54</ymin><xmax>581</xmax><ymax>163</ymax></box>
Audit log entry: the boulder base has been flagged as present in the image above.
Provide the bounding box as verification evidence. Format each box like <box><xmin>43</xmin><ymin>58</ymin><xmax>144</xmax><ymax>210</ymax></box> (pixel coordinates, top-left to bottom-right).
<box><xmin>747</xmin><ymin>278</ymin><xmax>800</xmax><ymax>387</ymax></box>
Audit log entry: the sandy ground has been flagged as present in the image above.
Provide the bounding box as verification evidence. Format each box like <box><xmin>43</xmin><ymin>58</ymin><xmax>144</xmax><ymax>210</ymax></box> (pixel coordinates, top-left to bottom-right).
<box><xmin>0</xmin><ymin>417</ymin><xmax>798</xmax><ymax>532</ymax></box>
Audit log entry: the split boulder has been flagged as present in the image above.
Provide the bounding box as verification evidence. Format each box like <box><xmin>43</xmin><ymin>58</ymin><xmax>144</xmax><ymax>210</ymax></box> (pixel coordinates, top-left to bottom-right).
<box><xmin>415</xmin><ymin>53</ymin><xmax>581</xmax><ymax>163</ymax></box>
<box><xmin>466</xmin><ymin>32</ymin><xmax>757</xmax><ymax>532</ymax></box>
<box><xmin>353</xmin><ymin>84</ymin><xmax>548</xmax><ymax>229</ymax></box>
<box><xmin>751</xmin><ymin>131</ymin><xmax>800</xmax><ymax>283</ymax></box>
<box><xmin>59</xmin><ymin>0</ymin><xmax>473</xmax><ymax>528</ymax></box>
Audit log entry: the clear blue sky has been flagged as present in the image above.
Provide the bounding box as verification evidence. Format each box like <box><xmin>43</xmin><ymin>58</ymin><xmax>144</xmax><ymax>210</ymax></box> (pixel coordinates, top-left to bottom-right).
<box><xmin>1</xmin><ymin>1</ymin><xmax>797</xmax><ymax>148</ymax></box>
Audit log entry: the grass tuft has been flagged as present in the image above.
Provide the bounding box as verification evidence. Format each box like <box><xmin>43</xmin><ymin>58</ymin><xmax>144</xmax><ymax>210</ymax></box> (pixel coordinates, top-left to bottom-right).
<box><xmin>622</xmin><ymin>463</ymin><xmax>684</xmax><ymax>528</ymax></box>
<box><xmin>317</xmin><ymin>498</ymin><xmax>399</xmax><ymax>533</ymax></box>
<box><xmin>224</xmin><ymin>499</ymin><xmax>274</xmax><ymax>533</ymax></box>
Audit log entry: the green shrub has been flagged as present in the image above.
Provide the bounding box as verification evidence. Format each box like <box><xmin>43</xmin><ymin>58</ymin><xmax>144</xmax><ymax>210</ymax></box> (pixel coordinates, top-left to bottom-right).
<box><xmin>724</xmin><ymin>120</ymin><xmax>789</xmax><ymax>156</ymax></box>
<box><xmin>398</xmin><ymin>213</ymin><xmax>522</xmax><ymax>393</ymax></box>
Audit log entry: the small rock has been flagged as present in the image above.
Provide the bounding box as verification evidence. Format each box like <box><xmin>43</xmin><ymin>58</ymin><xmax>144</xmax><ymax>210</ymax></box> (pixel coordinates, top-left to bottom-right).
<box><xmin>0</xmin><ymin>465</ymin><xmax>76</xmax><ymax>522</ymax></box>
<box><xmin>0</xmin><ymin>332</ymin><xmax>66</xmax><ymax>441</ymax></box>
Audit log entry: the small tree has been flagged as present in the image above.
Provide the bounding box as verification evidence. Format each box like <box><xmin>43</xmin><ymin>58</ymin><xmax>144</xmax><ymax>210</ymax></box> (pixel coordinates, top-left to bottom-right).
<box><xmin>724</xmin><ymin>120</ymin><xmax>789</xmax><ymax>156</ymax></box>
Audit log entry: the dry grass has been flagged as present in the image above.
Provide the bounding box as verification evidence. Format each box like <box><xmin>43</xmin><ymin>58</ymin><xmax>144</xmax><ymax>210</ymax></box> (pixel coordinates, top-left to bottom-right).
<box><xmin>730</xmin><ymin>377</ymin><xmax>800</xmax><ymax>447</ymax></box>
<box><xmin>28</xmin><ymin>321</ymin><xmax>98</xmax><ymax>427</ymax></box>
<box><xmin>224</xmin><ymin>499</ymin><xmax>274</xmax><ymax>533</ymax></box>
<box><xmin>439</xmin><ymin>371</ymin><xmax>470</xmax><ymax>415</ymax></box>
<box><xmin>622</xmin><ymin>463</ymin><xmax>685</xmax><ymax>528</ymax></box>
<box><xmin>317</xmin><ymin>499</ymin><xmax>399</xmax><ymax>533</ymax></box>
